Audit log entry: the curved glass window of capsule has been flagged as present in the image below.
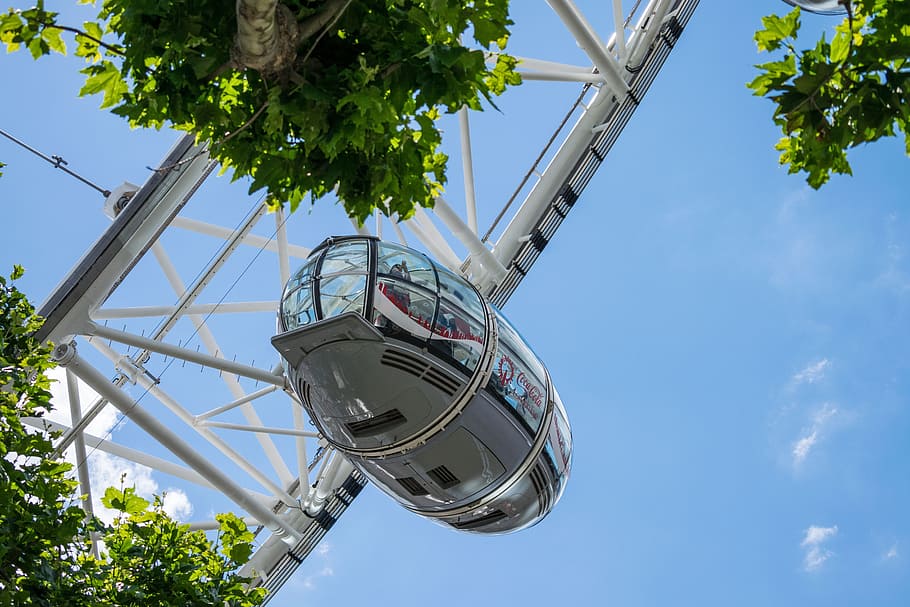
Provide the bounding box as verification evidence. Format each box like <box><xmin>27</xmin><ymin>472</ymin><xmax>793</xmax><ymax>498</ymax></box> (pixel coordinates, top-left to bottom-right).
<box><xmin>376</xmin><ymin>242</ymin><xmax>437</xmax><ymax>293</ymax></box>
<box><xmin>319</xmin><ymin>240</ymin><xmax>370</xmax><ymax>276</ymax></box>
<box><xmin>435</xmin><ymin>265</ymin><xmax>485</xmax><ymax>323</ymax></box>
<box><xmin>373</xmin><ymin>277</ymin><xmax>437</xmax><ymax>339</ymax></box>
<box><xmin>318</xmin><ymin>274</ymin><xmax>368</xmax><ymax>320</ymax></box>
<box><xmin>429</xmin><ymin>298</ymin><xmax>484</xmax><ymax>372</ymax></box>
<box><xmin>281</xmin><ymin>280</ymin><xmax>317</xmax><ymax>331</ymax></box>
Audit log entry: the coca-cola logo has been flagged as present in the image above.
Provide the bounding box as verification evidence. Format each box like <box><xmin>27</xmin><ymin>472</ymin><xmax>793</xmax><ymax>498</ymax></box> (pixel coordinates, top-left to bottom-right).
<box><xmin>497</xmin><ymin>355</ymin><xmax>514</xmax><ymax>386</ymax></box>
<box><xmin>517</xmin><ymin>371</ymin><xmax>543</xmax><ymax>410</ymax></box>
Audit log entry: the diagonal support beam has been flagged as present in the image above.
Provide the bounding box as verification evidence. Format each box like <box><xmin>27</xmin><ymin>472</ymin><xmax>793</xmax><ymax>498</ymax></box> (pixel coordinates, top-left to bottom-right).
<box><xmin>547</xmin><ymin>0</ymin><xmax>630</xmax><ymax>98</ymax></box>
<box><xmin>52</xmin><ymin>343</ymin><xmax>301</xmax><ymax>543</ymax></box>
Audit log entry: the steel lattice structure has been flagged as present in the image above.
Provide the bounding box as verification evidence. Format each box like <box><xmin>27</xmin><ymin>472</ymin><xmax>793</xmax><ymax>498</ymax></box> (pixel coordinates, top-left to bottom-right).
<box><xmin>24</xmin><ymin>0</ymin><xmax>699</xmax><ymax>599</ymax></box>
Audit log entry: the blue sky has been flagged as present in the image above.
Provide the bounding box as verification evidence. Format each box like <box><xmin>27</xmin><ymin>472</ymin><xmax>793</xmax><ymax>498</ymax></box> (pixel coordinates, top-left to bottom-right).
<box><xmin>2</xmin><ymin>1</ymin><xmax>909</xmax><ymax>606</ymax></box>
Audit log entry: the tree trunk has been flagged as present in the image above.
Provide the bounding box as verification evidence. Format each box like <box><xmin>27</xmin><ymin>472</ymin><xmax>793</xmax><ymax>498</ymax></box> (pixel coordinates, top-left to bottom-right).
<box><xmin>232</xmin><ymin>0</ymin><xmax>352</xmax><ymax>75</ymax></box>
<box><xmin>232</xmin><ymin>0</ymin><xmax>298</xmax><ymax>74</ymax></box>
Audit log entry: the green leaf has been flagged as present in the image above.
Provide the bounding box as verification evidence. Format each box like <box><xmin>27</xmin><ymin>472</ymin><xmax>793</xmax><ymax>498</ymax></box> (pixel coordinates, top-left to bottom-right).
<box><xmin>41</xmin><ymin>26</ymin><xmax>65</xmax><ymax>55</ymax></box>
<box><xmin>830</xmin><ymin>29</ymin><xmax>850</xmax><ymax>63</ymax></box>
<box><xmin>101</xmin><ymin>486</ymin><xmax>150</xmax><ymax>514</ymax></box>
<box><xmin>754</xmin><ymin>9</ymin><xmax>801</xmax><ymax>52</ymax></box>
<box><xmin>79</xmin><ymin>60</ymin><xmax>127</xmax><ymax>109</ymax></box>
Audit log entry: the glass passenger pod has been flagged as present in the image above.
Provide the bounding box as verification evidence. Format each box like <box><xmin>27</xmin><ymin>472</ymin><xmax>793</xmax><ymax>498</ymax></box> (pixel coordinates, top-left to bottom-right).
<box><xmin>274</xmin><ymin>236</ymin><xmax>573</xmax><ymax>533</ymax></box>
<box><xmin>275</xmin><ymin>237</ymin><xmax>492</xmax><ymax>454</ymax></box>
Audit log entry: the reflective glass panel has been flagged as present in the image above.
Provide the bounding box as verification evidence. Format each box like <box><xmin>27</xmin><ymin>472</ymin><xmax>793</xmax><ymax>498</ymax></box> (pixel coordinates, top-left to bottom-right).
<box><xmin>281</xmin><ymin>282</ymin><xmax>317</xmax><ymax>331</ymax></box>
<box><xmin>373</xmin><ymin>278</ymin><xmax>436</xmax><ymax>339</ymax></box>
<box><xmin>543</xmin><ymin>389</ymin><xmax>571</xmax><ymax>499</ymax></box>
<box><xmin>319</xmin><ymin>240</ymin><xmax>369</xmax><ymax>275</ymax></box>
<box><xmin>488</xmin><ymin>343</ymin><xmax>547</xmax><ymax>434</ymax></box>
<box><xmin>429</xmin><ymin>298</ymin><xmax>484</xmax><ymax>371</ymax></box>
<box><xmin>287</xmin><ymin>257</ymin><xmax>318</xmax><ymax>291</ymax></box>
<box><xmin>435</xmin><ymin>266</ymin><xmax>484</xmax><ymax>322</ymax></box>
<box><xmin>318</xmin><ymin>274</ymin><xmax>367</xmax><ymax>319</ymax></box>
<box><xmin>486</xmin><ymin>311</ymin><xmax>548</xmax><ymax>434</ymax></box>
<box><xmin>376</xmin><ymin>242</ymin><xmax>436</xmax><ymax>292</ymax></box>
<box><xmin>494</xmin><ymin>310</ymin><xmax>546</xmax><ymax>388</ymax></box>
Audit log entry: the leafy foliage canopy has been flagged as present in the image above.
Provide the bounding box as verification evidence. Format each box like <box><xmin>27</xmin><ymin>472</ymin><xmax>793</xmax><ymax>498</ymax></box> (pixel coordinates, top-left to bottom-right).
<box><xmin>0</xmin><ymin>268</ymin><xmax>265</xmax><ymax>606</ymax></box>
<box><xmin>1</xmin><ymin>1</ymin><xmax>520</xmax><ymax>223</ymax></box>
<box><xmin>749</xmin><ymin>0</ymin><xmax>910</xmax><ymax>188</ymax></box>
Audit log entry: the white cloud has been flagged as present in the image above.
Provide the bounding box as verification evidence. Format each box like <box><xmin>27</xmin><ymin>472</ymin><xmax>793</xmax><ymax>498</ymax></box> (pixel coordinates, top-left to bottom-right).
<box><xmin>297</xmin><ymin>542</ymin><xmax>334</xmax><ymax>590</ymax></box>
<box><xmin>161</xmin><ymin>488</ymin><xmax>194</xmax><ymax>521</ymax></box>
<box><xmin>801</xmin><ymin>525</ymin><xmax>837</xmax><ymax>572</ymax></box>
<box><xmin>884</xmin><ymin>543</ymin><xmax>899</xmax><ymax>561</ymax></box>
<box><xmin>791</xmin><ymin>403</ymin><xmax>838</xmax><ymax>466</ymax></box>
<box><xmin>792</xmin><ymin>431</ymin><xmax>818</xmax><ymax>465</ymax></box>
<box><xmin>792</xmin><ymin>359</ymin><xmax>830</xmax><ymax>385</ymax></box>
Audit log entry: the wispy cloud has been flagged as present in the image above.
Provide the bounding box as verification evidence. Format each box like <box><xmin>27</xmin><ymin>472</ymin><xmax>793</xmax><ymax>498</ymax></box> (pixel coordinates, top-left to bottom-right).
<box><xmin>298</xmin><ymin>542</ymin><xmax>334</xmax><ymax>590</ymax></box>
<box><xmin>801</xmin><ymin>525</ymin><xmax>838</xmax><ymax>571</ymax></box>
<box><xmin>792</xmin><ymin>359</ymin><xmax>831</xmax><ymax>385</ymax></box>
<box><xmin>46</xmin><ymin>367</ymin><xmax>194</xmax><ymax>523</ymax></box>
<box><xmin>792</xmin><ymin>403</ymin><xmax>838</xmax><ymax>466</ymax></box>
<box><xmin>883</xmin><ymin>543</ymin><xmax>899</xmax><ymax>561</ymax></box>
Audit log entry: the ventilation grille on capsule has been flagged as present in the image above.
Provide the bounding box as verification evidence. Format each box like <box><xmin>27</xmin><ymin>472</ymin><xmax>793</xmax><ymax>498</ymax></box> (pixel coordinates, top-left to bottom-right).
<box><xmin>380</xmin><ymin>349</ymin><xmax>462</xmax><ymax>397</ymax></box>
<box><xmin>427</xmin><ymin>465</ymin><xmax>460</xmax><ymax>489</ymax></box>
<box><xmin>395</xmin><ymin>476</ymin><xmax>428</xmax><ymax>496</ymax></box>
<box><xmin>345</xmin><ymin>408</ymin><xmax>407</xmax><ymax>437</ymax></box>
<box><xmin>529</xmin><ymin>464</ymin><xmax>552</xmax><ymax>518</ymax></box>
<box><xmin>294</xmin><ymin>377</ymin><xmax>312</xmax><ymax>407</ymax></box>
<box><xmin>451</xmin><ymin>509</ymin><xmax>507</xmax><ymax>530</ymax></box>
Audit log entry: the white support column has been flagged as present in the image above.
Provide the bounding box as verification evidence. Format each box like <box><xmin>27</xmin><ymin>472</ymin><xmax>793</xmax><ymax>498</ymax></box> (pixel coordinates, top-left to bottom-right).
<box><xmin>392</xmin><ymin>218</ymin><xmax>409</xmax><ymax>247</ymax></box>
<box><xmin>151</xmin><ymin>241</ymin><xmax>294</xmax><ymax>487</ymax></box>
<box><xmin>547</xmin><ymin>0</ymin><xmax>630</xmax><ymax>98</ymax></box>
<box><xmin>290</xmin><ymin>402</ymin><xmax>310</xmax><ymax>507</ymax></box>
<box><xmin>350</xmin><ymin>216</ymin><xmax>371</xmax><ymax>236</ymax></box>
<box><xmin>612</xmin><ymin>0</ymin><xmax>628</xmax><ymax>64</ymax></box>
<box><xmin>171</xmin><ymin>215</ymin><xmax>311</xmax><ymax>258</ymax></box>
<box><xmin>52</xmin><ymin>343</ymin><xmax>301</xmax><ymax>543</ymax></box>
<box><xmin>516</xmin><ymin>56</ymin><xmax>605</xmax><ymax>83</ymax></box>
<box><xmin>304</xmin><ymin>449</ymin><xmax>354</xmax><ymax>516</ymax></box>
<box><xmin>65</xmin><ymin>370</ymin><xmax>95</xmax><ymax>517</ymax></box>
<box><xmin>626</xmin><ymin>0</ymin><xmax>674</xmax><ymax>69</ymax></box>
<box><xmin>94</xmin><ymin>301</ymin><xmax>278</xmax><ymax>319</ymax></box>
<box><xmin>404</xmin><ymin>208</ymin><xmax>463</xmax><ymax>271</ymax></box>
<box><xmin>275</xmin><ymin>205</ymin><xmax>292</xmax><ymax>291</ymax></box>
<box><xmin>196</xmin><ymin>420</ymin><xmax>321</xmax><ymax>439</ymax></box>
<box><xmin>88</xmin><ymin>322</ymin><xmax>285</xmax><ymax>386</ymax></box>
<box><xmin>458</xmin><ymin>107</ymin><xmax>479</xmax><ymax>235</ymax></box>
<box><xmin>187</xmin><ymin>517</ymin><xmax>261</xmax><ymax>531</ymax></box>
<box><xmin>492</xmin><ymin>85</ymin><xmax>614</xmax><ymax>269</ymax></box>
<box><xmin>433</xmin><ymin>197</ymin><xmax>507</xmax><ymax>286</ymax></box>
<box><xmin>195</xmin><ymin>385</ymin><xmax>280</xmax><ymax>422</ymax></box>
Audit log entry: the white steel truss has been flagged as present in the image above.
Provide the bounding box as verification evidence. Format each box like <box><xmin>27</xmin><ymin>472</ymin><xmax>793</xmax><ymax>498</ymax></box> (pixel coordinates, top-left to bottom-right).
<box><xmin>31</xmin><ymin>0</ymin><xmax>699</xmax><ymax>601</ymax></box>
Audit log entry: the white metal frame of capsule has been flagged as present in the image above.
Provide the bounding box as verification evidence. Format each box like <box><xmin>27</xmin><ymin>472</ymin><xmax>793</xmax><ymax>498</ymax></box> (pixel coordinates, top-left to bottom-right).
<box><xmin>25</xmin><ymin>0</ymin><xmax>699</xmax><ymax>598</ymax></box>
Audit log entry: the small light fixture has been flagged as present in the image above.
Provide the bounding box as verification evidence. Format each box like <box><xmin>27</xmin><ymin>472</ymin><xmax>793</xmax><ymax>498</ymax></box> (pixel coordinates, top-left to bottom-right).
<box><xmin>782</xmin><ymin>0</ymin><xmax>849</xmax><ymax>15</ymax></box>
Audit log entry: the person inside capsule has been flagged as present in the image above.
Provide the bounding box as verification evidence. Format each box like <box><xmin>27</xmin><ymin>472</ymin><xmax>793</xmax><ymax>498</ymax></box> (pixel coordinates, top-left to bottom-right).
<box><xmin>273</xmin><ymin>236</ymin><xmax>571</xmax><ymax>533</ymax></box>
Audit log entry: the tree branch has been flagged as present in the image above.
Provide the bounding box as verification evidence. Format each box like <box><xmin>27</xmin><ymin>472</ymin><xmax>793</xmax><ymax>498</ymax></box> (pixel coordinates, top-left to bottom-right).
<box><xmin>45</xmin><ymin>24</ymin><xmax>125</xmax><ymax>55</ymax></box>
<box><xmin>297</xmin><ymin>0</ymin><xmax>352</xmax><ymax>41</ymax></box>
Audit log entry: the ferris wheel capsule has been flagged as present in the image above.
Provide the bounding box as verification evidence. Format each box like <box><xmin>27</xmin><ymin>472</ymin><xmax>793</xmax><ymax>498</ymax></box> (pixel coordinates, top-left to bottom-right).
<box><xmin>272</xmin><ymin>236</ymin><xmax>572</xmax><ymax>533</ymax></box>
<box><xmin>781</xmin><ymin>0</ymin><xmax>848</xmax><ymax>15</ymax></box>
